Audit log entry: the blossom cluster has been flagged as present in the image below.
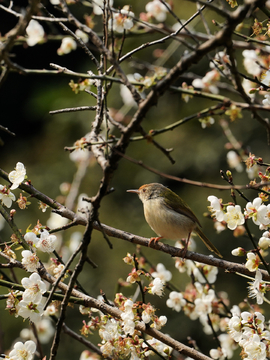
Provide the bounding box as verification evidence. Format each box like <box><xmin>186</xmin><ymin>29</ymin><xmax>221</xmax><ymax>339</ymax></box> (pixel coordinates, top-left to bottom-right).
<box><xmin>227</xmin><ymin>310</ymin><xmax>270</xmax><ymax>360</ymax></box>
<box><xmin>6</xmin><ymin>273</ymin><xmax>46</xmax><ymax>324</ymax></box>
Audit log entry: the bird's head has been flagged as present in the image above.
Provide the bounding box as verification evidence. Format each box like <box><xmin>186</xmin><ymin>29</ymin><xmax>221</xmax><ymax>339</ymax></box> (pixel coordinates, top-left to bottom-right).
<box><xmin>127</xmin><ymin>183</ymin><xmax>168</xmax><ymax>203</ymax></box>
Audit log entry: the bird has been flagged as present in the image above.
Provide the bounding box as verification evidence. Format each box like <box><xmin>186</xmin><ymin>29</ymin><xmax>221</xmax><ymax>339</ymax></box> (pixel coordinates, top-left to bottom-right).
<box><xmin>127</xmin><ymin>183</ymin><xmax>222</xmax><ymax>258</ymax></box>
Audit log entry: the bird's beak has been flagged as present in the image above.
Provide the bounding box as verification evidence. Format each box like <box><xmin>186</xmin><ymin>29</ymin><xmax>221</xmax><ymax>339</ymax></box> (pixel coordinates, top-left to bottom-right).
<box><xmin>126</xmin><ymin>189</ymin><xmax>139</xmax><ymax>194</ymax></box>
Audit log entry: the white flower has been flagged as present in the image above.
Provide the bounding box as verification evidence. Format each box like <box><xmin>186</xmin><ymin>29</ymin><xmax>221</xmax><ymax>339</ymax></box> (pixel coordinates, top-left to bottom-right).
<box><xmin>75</xmin><ymin>29</ymin><xmax>89</xmax><ymax>43</ymax></box>
<box><xmin>244</xmin><ymin>334</ymin><xmax>266</xmax><ymax>360</ymax></box>
<box><xmin>223</xmin><ymin>205</ymin><xmax>245</xmax><ymax>230</ymax></box>
<box><xmin>109</xmin><ymin>8</ymin><xmax>134</xmax><ymax>33</ymax></box>
<box><xmin>121</xmin><ymin>299</ymin><xmax>135</xmax><ymax>335</ymax></box>
<box><xmin>21</xmin><ymin>250</ymin><xmax>39</xmax><ymax>272</ymax></box>
<box><xmin>244</xmin><ymin>197</ymin><xmax>263</xmax><ymax>225</ymax></box>
<box><xmin>243</xmin><ymin>50</ymin><xmax>262</xmax><ymax>76</ymax></box>
<box><xmin>17</xmin><ymin>298</ymin><xmax>45</xmax><ymax>323</ymax></box>
<box><xmin>166</xmin><ymin>291</ymin><xmax>186</xmax><ymax>312</ymax></box>
<box><xmin>92</xmin><ymin>0</ymin><xmax>114</xmax><ymax>15</ymax></box>
<box><xmin>258</xmin><ymin>231</ymin><xmax>270</xmax><ymax>249</ymax></box>
<box><xmin>0</xmin><ymin>185</ymin><xmax>15</xmax><ymax>208</ymax></box>
<box><xmin>227</xmin><ymin>151</ymin><xmax>243</xmax><ymax>172</ymax></box>
<box><xmin>192</xmin><ymin>69</ymin><xmax>219</xmax><ymax>94</ymax></box>
<box><xmin>34</xmin><ymin>318</ymin><xmax>55</xmax><ymax>344</ymax></box>
<box><xmin>144</xmin><ymin>337</ymin><xmax>172</xmax><ymax>357</ymax></box>
<box><xmin>26</xmin><ymin>20</ymin><xmax>45</xmax><ymax>46</ymax></box>
<box><xmin>120</xmin><ymin>74</ymin><xmax>137</xmax><ymax>107</ymax></box>
<box><xmin>149</xmin><ymin>277</ymin><xmax>165</xmax><ymax>297</ymax></box>
<box><xmin>193</xmin><ymin>264</ymin><xmax>218</xmax><ymax>284</ymax></box>
<box><xmin>207</xmin><ymin>196</ymin><xmax>224</xmax><ymax>221</ymax></box>
<box><xmin>227</xmin><ymin>314</ymin><xmax>242</xmax><ymax>342</ymax></box>
<box><xmin>231</xmin><ymin>247</ymin><xmax>245</xmax><ymax>256</ymax></box>
<box><xmin>69</xmin><ymin>148</ymin><xmax>90</xmax><ymax>163</ymax></box>
<box><xmin>199</xmin><ymin>116</ymin><xmax>215</xmax><ymax>129</ymax></box>
<box><xmin>99</xmin><ymin>318</ymin><xmax>120</xmax><ymax>341</ymax></box>
<box><xmin>218</xmin><ymin>333</ymin><xmax>237</xmax><ymax>359</ymax></box>
<box><xmin>194</xmin><ymin>289</ymin><xmax>215</xmax><ymax>316</ymax></box>
<box><xmin>248</xmin><ymin>270</ymin><xmax>264</xmax><ymax>305</ymax></box>
<box><xmin>9</xmin><ymin>340</ymin><xmax>36</xmax><ymax>360</ymax></box>
<box><xmin>47</xmin><ymin>212</ymin><xmax>69</xmax><ymax>229</ymax></box>
<box><xmin>152</xmin><ymin>315</ymin><xmax>167</xmax><ymax>330</ymax></box>
<box><xmin>262</xmin><ymin>93</ymin><xmax>270</xmax><ymax>106</ymax></box>
<box><xmin>257</xmin><ymin>204</ymin><xmax>270</xmax><ymax>226</ymax></box>
<box><xmin>21</xmin><ymin>273</ymin><xmax>46</xmax><ymax>303</ymax></box>
<box><xmin>209</xmin><ymin>348</ymin><xmax>224</xmax><ymax>359</ymax></box>
<box><xmin>35</xmin><ymin>230</ymin><xmax>58</xmax><ymax>253</ymax></box>
<box><xmin>53</xmin><ymin>264</ymin><xmax>65</xmax><ymax>278</ymax></box>
<box><xmin>261</xmin><ymin>69</ymin><xmax>270</xmax><ymax>87</ymax></box>
<box><xmin>24</xmin><ymin>232</ymin><xmax>38</xmax><ymax>247</ymax></box>
<box><xmin>145</xmin><ymin>0</ymin><xmax>170</xmax><ymax>22</ymax></box>
<box><xmin>245</xmin><ymin>252</ymin><xmax>259</xmax><ymax>272</ymax></box>
<box><xmin>57</xmin><ymin>37</ymin><xmax>77</xmax><ymax>55</ymax></box>
<box><xmin>151</xmin><ymin>263</ymin><xmax>172</xmax><ymax>282</ymax></box>
<box><xmin>8</xmin><ymin>162</ymin><xmax>26</xmax><ymax>190</ymax></box>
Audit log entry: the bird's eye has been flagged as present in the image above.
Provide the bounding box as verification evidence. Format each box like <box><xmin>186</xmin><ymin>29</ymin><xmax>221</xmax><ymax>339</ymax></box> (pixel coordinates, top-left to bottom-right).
<box><xmin>142</xmin><ymin>188</ymin><xmax>146</xmax><ymax>192</ymax></box>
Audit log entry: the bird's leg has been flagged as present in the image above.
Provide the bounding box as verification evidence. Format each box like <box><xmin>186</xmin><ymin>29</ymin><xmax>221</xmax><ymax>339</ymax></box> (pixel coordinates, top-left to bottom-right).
<box><xmin>148</xmin><ymin>236</ymin><xmax>163</xmax><ymax>247</ymax></box>
<box><xmin>181</xmin><ymin>233</ymin><xmax>191</xmax><ymax>258</ymax></box>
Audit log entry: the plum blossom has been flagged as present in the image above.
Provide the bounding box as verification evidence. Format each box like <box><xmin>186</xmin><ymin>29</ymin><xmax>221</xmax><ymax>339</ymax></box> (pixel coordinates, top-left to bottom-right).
<box><xmin>35</xmin><ymin>230</ymin><xmax>58</xmax><ymax>253</ymax></box>
<box><xmin>21</xmin><ymin>273</ymin><xmax>46</xmax><ymax>303</ymax></box>
<box><xmin>8</xmin><ymin>162</ymin><xmax>26</xmax><ymax>190</ymax></box>
<box><xmin>260</xmin><ymin>69</ymin><xmax>270</xmax><ymax>87</ymax></box>
<box><xmin>120</xmin><ymin>299</ymin><xmax>135</xmax><ymax>336</ymax></box>
<box><xmin>17</xmin><ymin>298</ymin><xmax>45</xmax><ymax>323</ymax></box>
<box><xmin>152</xmin><ymin>315</ymin><xmax>167</xmax><ymax>330</ymax></box>
<box><xmin>144</xmin><ymin>337</ymin><xmax>173</xmax><ymax>357</ymax></box>
<box><xmin>166</xmin><ymin>291</ymin><xmax>186</xmax><ymax>312</ymax></box>
<box><xmin>231</xmin><ymin>247</ymin><xmax>245</xmax><ymax>256</ymax></box>
<box><xmin>227</xmin><ymin>151</ymin><xmax>243</xmax><ymax>172</ymax></box>
<box><xmin>26</xmin><ymin>20</ymin><xmax>45</xmax><ymax>46</ymax></box>
<box><xmin>207</xmin><ymin>195</ymin><xmax>224</xmax><ymax>221</ymax></box>
<box><xmin>194</xmin><ymin>288</ymin><xmax>216</xmax><ymax>316</ymax></box>
<box><xmin>192</xmin><ymin>69</ymin><xmax>220</xmax><ymax>94</ymax></box>
<box><xmin>223</xmin><ymin>205</ymin><xmax>245</xmax><ymax>230</ymax></box>
<box><xmin>258</xmin><ymin>231</ymin><xmax>270</xmax><ymax>249</ymax></box>
<box><xmin>0</xmin><ymin>185</ymin><xmax>15</xmax><ymax>208</ymax></box>
<box><xmin>92</xmin><ymin>0</ymin><xmax>114</xmax><ymax>15</ymax></box>
<box><xmin>145</xmin><ymin>0</ymin><xmax>170</xmax><ymax>22</ymax></box>
<box><xmin>199</xmin><ymin>116</ymin><xmax>215</xmax><ymax>129</ymax></box>
<box><xmin>243</xmin><ymin>49</ymin><xmax>262</xmax><ymax>76</ymax></box>
<box><xmin>75</xmin><ymin>29</ymin><xmax>89</xmax><ymax>43</ymax></box>
<box><xmin>245</xmin><ymin>252</ymin><xmax>259</xmax><ymax>272</ymax></box>
<box><xmin>24</xmin><ymin>232</ymin><xmax>38</xmax><ymax>247</ymax></box>
<box><xmin>149</xmin><ymin>277</ymin><xmax>165</xmax><ymax>296</ymax></box>
<box><xmin>21</xmin><ymin>250</ymin><xmax>39</xmax><ymax>272</ymax></box>
<box><xmin>9</xmin><ymin>340</ymin><xmax>36</xmax><ymax>360</ymax></box>
<box><xmin>57</xmin><ymin>37</ymin><xmax>77</xmax><ymax>55</ymax></box>
<box><xmin>151</xmin><ymin>263</ymin><xmax>172</xmax><ymax>282</ymax></box>
<box><xmin>120</xmin><ymin>74</ymin><xmax>137</xmax><ymax>107</ymax></box>
<box><xmin>244</xmin><ymin>334</ymin><xmax>266</xmax><ymax>360</ymax></box>
<box><xmin>109</xmin><ymin>7</ymin><xmax>134</xmax><ymax>33</ymax></box>
<box><xmin>262</xmin><ymin>93</ymin><xmax>270</xmax><ymax>106</ymax></box>
<box><xmin>248</xmin><ymin>270</ymin><xmax>265</xmax><ymax>305</ymax></box>
<box><xmin>244</xmin><ymin>197</ymin><xmax>264</xmax><ymax>225</ymax></box>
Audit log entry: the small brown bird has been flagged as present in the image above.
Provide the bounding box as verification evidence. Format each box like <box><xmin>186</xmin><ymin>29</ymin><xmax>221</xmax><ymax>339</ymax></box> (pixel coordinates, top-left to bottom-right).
<box><xmin>127</xmin><ymin>183</ymin><xmax>222</xmax><ymax>258</ymax></box>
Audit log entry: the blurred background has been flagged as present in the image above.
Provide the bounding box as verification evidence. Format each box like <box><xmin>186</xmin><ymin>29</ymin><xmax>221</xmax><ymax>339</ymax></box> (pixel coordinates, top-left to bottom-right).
<box><xmin>0</xmin><ymin>0</ymin><xmax>269</xmax><ymax>358</ymax></box>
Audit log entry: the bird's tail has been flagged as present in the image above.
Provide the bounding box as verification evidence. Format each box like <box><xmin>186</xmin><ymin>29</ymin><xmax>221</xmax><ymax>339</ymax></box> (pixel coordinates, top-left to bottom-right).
<box><xmin>196</xmin><ymin>227</ymin><xmax>223</xmax><ymax>258</ymax></box>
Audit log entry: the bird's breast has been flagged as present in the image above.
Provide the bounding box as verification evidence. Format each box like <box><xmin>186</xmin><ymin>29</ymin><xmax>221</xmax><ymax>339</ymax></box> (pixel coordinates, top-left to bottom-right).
<box><xmin>143</xmin><ymin>198</ymin><xmax>196</xmax><ymax>240</ymax></box>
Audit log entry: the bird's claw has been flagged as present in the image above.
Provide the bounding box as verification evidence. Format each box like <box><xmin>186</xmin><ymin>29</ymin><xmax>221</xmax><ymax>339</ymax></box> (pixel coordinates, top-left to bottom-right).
<box><xmin>148</xmin><ymin>236</ymin><xmax>163</xmax><ymax>247</ymax></box>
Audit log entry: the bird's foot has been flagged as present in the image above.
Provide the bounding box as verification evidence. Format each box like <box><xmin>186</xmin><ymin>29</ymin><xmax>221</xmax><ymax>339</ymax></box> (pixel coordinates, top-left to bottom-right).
<box><xmin>180</xmin><ymin>240</ymin><xmax>189</xmax><ymax>258</ymax></box>
<box><xmin>148</xmin><ymin>236</ymin><xmax>163</xmax><ymax>247</ymax></box>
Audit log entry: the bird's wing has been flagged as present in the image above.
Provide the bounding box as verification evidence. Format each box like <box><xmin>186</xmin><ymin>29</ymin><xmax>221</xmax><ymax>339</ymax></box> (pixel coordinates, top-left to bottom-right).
<box><xmin>162</xmin><ymin>197</ymin><xmax>202</xmax><ymax>228</ymax></box>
